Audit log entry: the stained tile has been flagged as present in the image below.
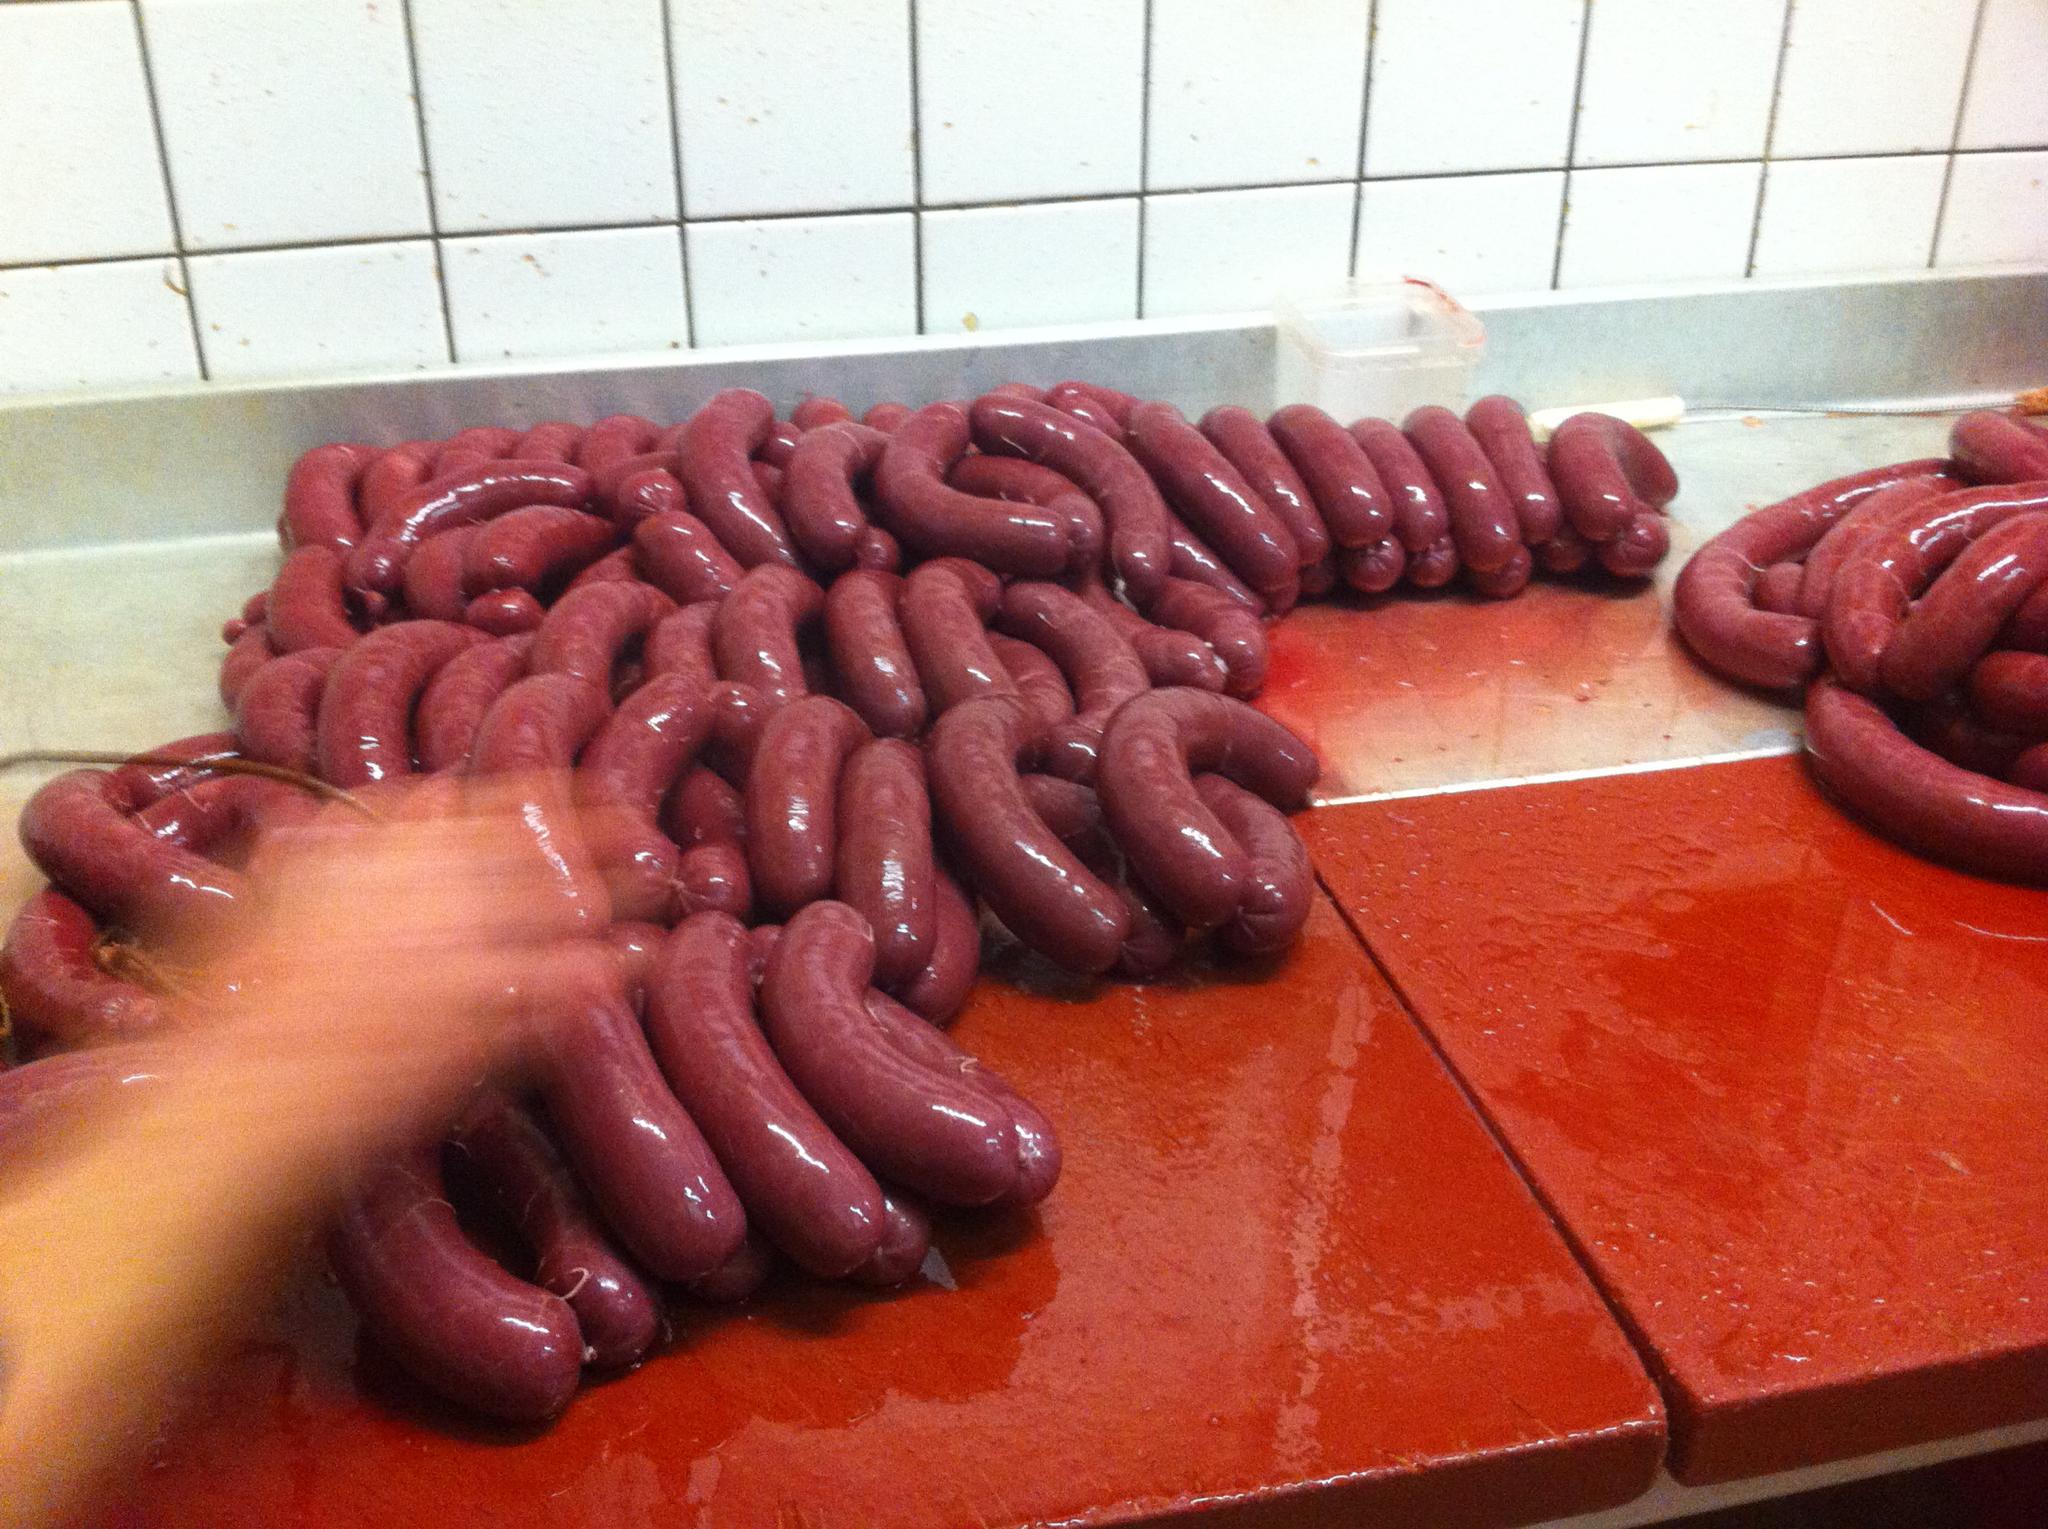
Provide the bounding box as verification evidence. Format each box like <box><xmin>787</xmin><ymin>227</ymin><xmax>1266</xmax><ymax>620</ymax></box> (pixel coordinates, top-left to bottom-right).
<box><xmin>188</xmin><ymin>241</ymin><xmax>447</xmax><ymax>380</ymax></box>
<box><xmin>1772</xmin><ymin>0</ymin><xmax>1975</xmax><ymax>158</ymax></box>
<box><xmin>919</xmin><ymin>200</ymin><xmax>1139</xmax><ymax>334</ymax></box>
<box><xmin>441</xmin><ymin>227</ymin><xmax>686</xmax><ymax>363</ymax></box>
<box><xmin>687</xmin><ymin>212</ymin><xmax>915</xmax><ymax>347</ymax></box>
<box><xmin>0</xmin><ymin>259</ymin><xmax>198</xmax><ymax>396</ymax></box>
<box><xmin>1366</xmin><ymin>0</ymin><xmax>1584</xmax><ymax>177</ymax></box>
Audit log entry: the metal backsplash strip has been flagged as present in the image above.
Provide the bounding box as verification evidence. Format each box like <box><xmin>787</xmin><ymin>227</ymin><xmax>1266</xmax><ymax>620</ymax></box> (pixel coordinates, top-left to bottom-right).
<box><xmin>3</xmin><ymin>269</ymin><xmax>2043</xmax><ymax>554</ymax></box>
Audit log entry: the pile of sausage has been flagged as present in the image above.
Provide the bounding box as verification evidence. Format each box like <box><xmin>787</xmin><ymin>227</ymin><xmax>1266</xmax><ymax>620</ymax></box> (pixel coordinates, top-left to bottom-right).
<box><xmin>1675</xmin><ymin>409</ymin><xmax>2048</xmax><ymax>882</ymax></box>
<box><xmin>0</xmin><ymin>382</ymin><xmax>1677</xmax><ymax>1424</ymax></box>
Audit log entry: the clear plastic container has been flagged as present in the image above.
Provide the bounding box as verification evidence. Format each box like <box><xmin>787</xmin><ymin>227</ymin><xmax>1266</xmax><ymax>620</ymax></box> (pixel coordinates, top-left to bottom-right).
<box><xmin>1273</xmin><ymin>276</ymin><xmax>1486</xmax><ymax>421</ymax></box>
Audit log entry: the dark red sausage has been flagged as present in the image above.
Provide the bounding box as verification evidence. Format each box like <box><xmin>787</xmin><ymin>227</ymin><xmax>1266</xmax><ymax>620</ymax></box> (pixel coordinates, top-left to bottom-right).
<box><xmin>579</xmin><ymin>672</ymin><xmax>712</xmax><ymax>922</ymax></box>
<box><xmin>1825</xmin><ymin>482</ymin><xmax>2048</xmax><ymax>694</ymax></box>
<box><xmin>575</xmin><ymin>414</ymin><xmax>659</xmax><ymax>473</ymax></box>
<box><xmin>266</xmin><ymin>545</ymin><xmax>361</xmax><ymax>653</ymax></box>
<box><xmin>415</xmin><ymin>633</ymin><xmax>533</xmax><ymax>774</ymax></box>
<box><xmin>233</xmin><ymin>645</ymin><xmax>343</xmax><ymax>772</ymax></box>
<box><xmin>316</xmin><ymin>620</ymin><xmax>485</xmax><ymax>785</ymax></box>
<box><xmin>1022</xmin><ymin>772</ymin><xmax>1184</xmax><ymax>980</ymax></box>
<box><xmin>1143</xmin><ymin>578</ymin><xmax>1267</xmax><ymax>698</ymax></box>
<box><xmin>893</xmin><ymin>870</ymin><xmax>980</xmax><ymax>1025</ymax></box>
<box><xmin>106</xmin><ymin>732</ymin><xmax>241</xmax><ymax>807</ymax></box>
<box><xmin>1881</xmin><ymin>513</ymin><xmax>2048</xmax><ymax>702</ymax></box>
<box><xmin>1465</xmin><ymin>396</ymin><xmax>1563</xmax><ymax>547</ymax></box>
<box><xmin>1403</xmin><ymin>405</ymin><xmax>1519</xmax><ymax>573</ymax></box>
<box><xmin>1164</xmin><ymin>509</ymin><xmax>1263</xmax><ymax>610</ymax></box>
<box><xmin>347</xmin><ymin>460</ymin><xmax>593</xmax><ymax>598</ymax></box>
<box><xmin>712</xmin><ymin>565</ymin><xmax>823</xmax><ymax>708</ymax></box>
<box><xmin>465</xmin><ymin>588</ymin><xmax>545</xmax><ymax>635</ymax></box>
<box><xmin>433</xmin><ymin>426</ymin><xmax>522</xmax><ymax>470</ymax></box>
<box><xmin>760</xmin><ymin>901</ymin><xmax>1021</xmax><ymax>1206</ymax></box>
<box><xmin>0</xmin><ymin>888</ymin><xmax>165</xmax><ymax>1049</ymax></box>
<box><xmin>358</xmin><ymin>440</ymin><xmax>436</xmax><ymax>527</ymax></box>
<box><xmin>399</xmin><ymin>527</ymin><xmax>473</xmax><ymax>621</ymax></box>
<box><xmin>330</xmin><ymin>1147</ymin><xmax>581</xmax><ymax>1423</ymax></box>
<box><xmin>1350</xmin><ymin>417</ymin><xmax>1449</xmax><ymax>555</ymax></box>
<box><xmin>784</xmin><ymin>422</ymin><xmax>888</xmax><ymax>573</ymax></box>
<box><xmin>746</xmin><ymin>696</ymin><xmax>869</xmax><ymax>918</ymax></box>
<box><xmin>823</xmin><ymin>569</ymin><xmax>926</xmax><ymax>739</ymax></box>
<box><xmin>1672</xmin><ymin>461</ymin><xmax>1948</xmax><ymax>692</ymax></box>
<box><xmin>678</xmin><ymin>389</ymin><xmax>799</xmax><ymax>568</ymax></box>
<box><xmin>989</xmin><ymin>633</ymin><xmax>1076</xmax><ymax>730</ymax></box>
<box><xmin>646</xmin><ymin>913</ymin><xmax>886</xmax><ymax>1278</ymax></box>
<box><xmin>874</xmin><ymin>404</ymin><xmax>1090</xmax><ymax>578</ymax></box>
<box><xmin>529</xmin><ymin>580</ymin><xmax>676</xmax><ymax>696</ymax></box>
<box><xmin>1268</xmin><ymin>404</ymin><xmax>1392</xmax><ymax>551</ymax></box>
<box><xmin>1546</xmin><ymin>412</ymin><xmax>1678</xmax><ymax>546</ymax></box>
<box><xmin>1752</xmin><ymin>561</ymin><xmax>1806</xmax><ymax>615</ymax></box>
<box><xmin>1968</xmin><ymin>651</ymin><xmax>2048</xmax><ymax>735</ymax></box>
<box><xmin>1795</xmin><ymin>472</ymin><xmax>1956</xmax><ymax>619</ymax></box>
<box><xmin>791</xmin><ymin>395</ymin><xmax>853</xmax><ymax>430</ymax></box>
<box><xmin>969</xmin><ymin>393</ymin><xmax>1172</xmax><ymax>599</ymax></box>
<box><xmin>219</xmin><ymin>624</ymin><xmax>276</xmax><ymax>709</ymax></box>
<box><xmin>513</xmin><ymin>420</ymin><xmax>586</xmax><ymax>463</ymax></box>
<box><xmin>280</xmin><ymin>442</ymin><xmax>375</xmax><ymax>553</ymax></box>
<box><xmin>846</xmin><ymin>1189</ymin><xmax>932</xmax><ymax>1288</ymax></box>
<box><xmin>643</xmin><ymin>601</ymin><xmax>719</xmax><ymax>693</ymax></box>
<box><xmin>926</xmin><ymin>696</ymin><xmax>1129</xmax><ymax>974</ymax></box>
<box><xmin>565</xmin><ymin>545</ymin><xmax>640</xmax><ymax>591</ymax></box>
<box><xmin>1952</xmin><ymin>410</ymin><xmax>2048</xmax><ymax>485</ymax></box>
<box><xmin>1096</xmin><ymin>688</ymin><xmax>1318</xmax><ymax>931</ymax></box>
<box><xmin>834</xmin><ymin>738</ymin><xmax>936</xmax><ymax>988</ymax></box>
<box><xmin>1191</xmin><ymin>774</ymin><xmax>1312</xmax><ymax>955</ymax></box>
<box><xmin>452</xmin><ymin>1092</ymin><xmax>662</xmax><ymax>1371</ymax></box>
<box><xmin>1407</xmin><ymin>534</ymin><xmax>1461</xmax><ymax>587</ymax></box>
<box><xmin>1199</xmin><ymin>406</ymin><xmax>1330</xmax><ymax>573</ymax></box>
<box><xmin>864</xmin><ymin>402</ymin><xmax>911</xmax><ymax>433</ymax></box>
<box><xmin>463</xmin><ymin>506</ymin><xmax>616</xmax><ymax>597</ymax></box>
<box><xmin>900</xmin><ymin>558</ymin><xmax>1015</xmax><ymax>716</ymax></box>
<box><xmin>1045</xmin><ymin>380</ymin><xmax>1127</xmax><ymax>442</ymax></box>
<box><xmin>1338</xmin><ymin>537</ymin><xmax>1407</xmax><ymax>595</ymax></box>
<box><xmin>534</xmin><ymin>965</ymin><xmax>747</xmax><ymax>1280</ymax></box>
<box><xmin>1806</xmin><ymin>675</ymin><xmax>2048</xmax><ymax>883</ymax></box>
<box><xmin>862</xmin><ymin>985</ymin><xmax>1060</xmax><ymax>1207</ymax></box>
<box><xmin>601</xmin><ymin>919</ymin><xmax>666</xmax><ymax>1007</ymax></box>
<box><xmin>1045</xmin><ymin>380</ymin><xmax>1135</xmax><ymax>425</ymax></box>
<box><xmin>632</xmin><ymin>507</ymin><xmax>742</xmax><ymax>606</ymax></box>
<box><xmin>589</xmin><ymin>450</ymin><xmax>684</xmax><ymax>522</ymax></box>
<box><xmin>1080</xmin><ymin>579</ymin><xmax>1228</xmax><ymax>693</ymax></box>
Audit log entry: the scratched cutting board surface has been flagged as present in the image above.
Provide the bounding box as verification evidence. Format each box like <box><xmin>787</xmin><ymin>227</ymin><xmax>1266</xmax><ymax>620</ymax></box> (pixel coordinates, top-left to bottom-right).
<box><xmin>96</xmin><ymin>900</ymin><xmax>1662</xmax><ymax>1529</ymax></box>
<box><xmin>1304</xmin><ymin>757</ymin><xmax>2048</xmax><ymax>1487</ymax></box>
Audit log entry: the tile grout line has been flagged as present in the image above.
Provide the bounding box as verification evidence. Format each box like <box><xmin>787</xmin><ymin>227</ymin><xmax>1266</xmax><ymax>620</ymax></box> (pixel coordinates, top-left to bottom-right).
<box><xmin>1929</xmin><ymin>0</ymin><xmax>1992</xmax><ymax>270</ymax></box>
<box><xmin>10</xmin><ymin>146</ymin><xmax>2042</xmax><ymax>277</ymax></box>
<box><xmin>657</xmin><ymin>0</ymin><xmax>695</xmax><ymax>346</ymax></box>
<box><xmin>907</xmin><ymin>0</ymin><xmax>926</xmax><ymax>335</ymax></box>
<box><xmin>1744</xmin><ymin>0</ymin><xmax>1799</xmax><ymax>278</ymax></box>
<box><xmin>126</xmin><ymin>0</ymin><xmax>208</xmax><ymax>381</ymax></box>
<box><xmin>395</xmin><ymin>0</ymin><xmax>457</xmax><ymax>366</ymax></box>
<box><xmin>1134</xmin><ymin>0</ymin><xmax>1154</xmax><ymax>321</ymax></box>
<box><xmin>1549</xmin><ymin>0</ymin><xmax>1596</xmax><ymax>290</ymax></box>
<box><xmin>1347</xmin><ymin>0</ymin><xmax>1379</xmax><ymax>276</ymax></box>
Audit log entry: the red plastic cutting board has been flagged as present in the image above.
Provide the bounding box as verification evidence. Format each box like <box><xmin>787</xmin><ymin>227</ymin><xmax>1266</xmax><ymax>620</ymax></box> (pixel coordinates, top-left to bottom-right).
<box><xmin>1305</xmin><ymin>756</ymin><xmax>2048</xmax><ymax>1484</ymax></box>
<box><xmin>97</xmin><ymin>900</ymin><xmax>1661</xmax><ymax>1529</ymax></box>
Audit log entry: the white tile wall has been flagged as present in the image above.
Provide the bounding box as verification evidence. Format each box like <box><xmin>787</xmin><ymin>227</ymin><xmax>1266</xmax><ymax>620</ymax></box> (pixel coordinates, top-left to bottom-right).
<box><xmin>1357</xmin><ymin>173</ymin><xmax>1565</xmax><ymax>296</ymax></box>
<box><xmin>1557</xmin><ymin>163</ymin><xmax>1763</xmax><ymax>289</ymax></box>
<box><xmin>411</xmin><ymin>0</ymin><xmax>676</xmax><ymax>232</ymax></box>
<box><xmin>915</xmin><ymin>0</ymin><xmax>1145</xmax><ymax>205</ymax></box>
<box><xmin>920</xmin><ymin>201</ymin><xmax>1140</xmax><ymax>334</ymax></box>
<box><xmin>688</xmin><ymin>213</ymin><xmax>916</xmax><ymax>347</ymax></box>
<box><xmin>141</xmin><ymin>0</ymin><xmax>429</xmax><ymax>251</ymax></box>
<box><xmin>1573</xmin><ymin>0</ymin><xmax>1785</xmax><ymax>167</ymax></box>
<box><xmin>1938</xmin><ymin>149</ymin><xmax>2048</xmax><ymax>268</ymax></box>
<box><xmin>1751</xmin><ymin>156</ymin><xmax>1947</xmax><ymax>279</ymax></box>
<box><xmin>188</xmin><ymin>242</ymin><xmax>447</xmax><ymax>380</ymax></box>
<box><xmin>1772</xmin><ymin>0</ymin><xmax>1977</xmax><ymax>158</ymax></box>
<box><xmin>1365</xmin><ymin>0</ymin><xmax>1585</xmax><ymax>177</ymax></box>
<box><xmin>4</xmin><ymin>0</ymin><xmax>2046</xmax><ymax>395</ymax></box>
<box><xmin>443</xmin><ymin>228</ymin><xmax>688</xmax><ymax>362</ymax></box>
<box><xmin>0</xmin><ymin>259</ymin><xmax>199</xmax><ymax>396</ymax></box>
<box><xmin>673</xmin><ymin>0</ymin><xmax>915</xmax><ymax>219</ymax></box>
<box><xmin>1147</xmin><ymin>0</ymin><xmax>1369</xmax><ymax>191</ymax></box>
<box><xmin>1143</xmin><ymin>184</ymin><xmax>1356</xmax><ymax>317</ymax></box>
<box><xmin>0</xmin><ymin>2</ymin><xmax>175</xmax><ymax>265</ymax></box>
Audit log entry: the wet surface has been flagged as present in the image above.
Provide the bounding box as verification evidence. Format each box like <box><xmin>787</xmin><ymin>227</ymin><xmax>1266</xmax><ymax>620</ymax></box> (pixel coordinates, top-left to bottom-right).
<box><xmin>1306</xmin><ymin>757</ymin><xmax>2048</xmax><ymax>1486</ymax></box>
<box><xmin>100</xmin><ymin>902</ymin><xmax>1663</xmax><ymax>1528</ymax></box>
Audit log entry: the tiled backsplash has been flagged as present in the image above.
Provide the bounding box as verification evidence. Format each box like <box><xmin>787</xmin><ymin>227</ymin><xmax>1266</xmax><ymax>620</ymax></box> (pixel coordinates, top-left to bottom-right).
<box><xmin>2</xmin><ymin>0</ymin><xmax>2044</xmax><ymax>398</ymax></box>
